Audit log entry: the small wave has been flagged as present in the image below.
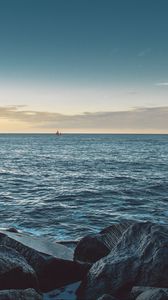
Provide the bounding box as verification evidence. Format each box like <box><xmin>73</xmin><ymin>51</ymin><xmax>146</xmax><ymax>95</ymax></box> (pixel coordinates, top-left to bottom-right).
<box><xmin>0</xmin><ymin>133</ymin><xmax>168</xmax><ymax>239</ymax></box>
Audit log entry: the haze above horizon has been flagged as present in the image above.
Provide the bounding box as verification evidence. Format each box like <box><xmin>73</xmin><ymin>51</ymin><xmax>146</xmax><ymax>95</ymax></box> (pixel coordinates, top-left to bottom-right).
<box><xmin>0</xmin><ymin>0</ymin><xmax>168</xmax><ymax>133</ymax></box>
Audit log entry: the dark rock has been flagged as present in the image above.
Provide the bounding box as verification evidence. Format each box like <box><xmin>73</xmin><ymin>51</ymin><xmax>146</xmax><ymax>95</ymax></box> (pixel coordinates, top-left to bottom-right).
<box><xmin>0</xmin><ymin>232</ymin><xmax>47</xmax><ymax>273</ymax></box>
<box><xmin>74</xmin><ymin>234</ymin><xmax>109</xmax><ymax>263</ymax></box>
<box><xmin>0</xmin><ymin>288</ymin><xmax>42</xmax><ymax>299</ymax></box>
<box><xmin>130</xmin><ymin>287</ymin><xmax>168</xmax><ymax>299</ymax></box>
<box><xmin>0</xmin><ymin>230</ymin><xmax>73</xmax><ymax>263</ymax></box>
<box><xmin>38</xmin><ymin>257</ymin><xmax>91</xmax><ymax>292</ymax></box>
<box><xmin>74</xmin><ymin>221</ymin><xmax>133</xmax><ymax>263</ymax></box>
<box><xmin>130</xmin><ymin>286</ymin><xmax>150</xmax><ymax>299</ymax></box>
<box><xmin>0</xmin><ymin>232</ymin><xmax>89</xmax><ymax>293</ymax></box>
<box><xmin>97</xmin><ymin>294</ymin><xmax>119</xmax><ymax>300</ymax></box>
<box><xmin>0</xmin><ymin>246</ymin><xmax>38</xmax><ymax>290</ymax></box>
<box><xmin>130</xmin><ymin>287</ymin><xmax>149</xmax><ymax>299</ymax></box>
<box><xmin>136</xmin><ymin>289</ymin><xmax>168</xmax><ymax>300</ymax></box>
<box><xmin>77</xmin><ymin>222</ymin><xmax>168</xmax><ymax>300</ymax></box>
<box><xmin>6</xmin><ymin>228</ymin><xmax>19</xmax><ymax>233</ymax></box>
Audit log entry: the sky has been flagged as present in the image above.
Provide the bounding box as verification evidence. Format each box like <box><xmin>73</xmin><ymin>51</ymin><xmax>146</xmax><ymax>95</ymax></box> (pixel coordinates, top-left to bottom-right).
<box><xmin>0</xmin><ymin>0</ymin><xmax>168</xmax><ymax>133</ymax></box>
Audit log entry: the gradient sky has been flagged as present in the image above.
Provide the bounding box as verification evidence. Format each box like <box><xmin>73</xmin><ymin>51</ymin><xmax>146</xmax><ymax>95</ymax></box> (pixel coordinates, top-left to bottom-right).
<box><xmin>0</xmin><ymin>0</ymin><xmax>168</xmax><ymax>132</ymax></box>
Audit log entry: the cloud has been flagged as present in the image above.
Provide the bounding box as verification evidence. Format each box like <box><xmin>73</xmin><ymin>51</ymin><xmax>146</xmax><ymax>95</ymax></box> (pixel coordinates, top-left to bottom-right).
<box><xmin>156</xmin><ymin>82</ymin><xmax>168</xmax><ymax>87</ymax></box>
<box><xmin>0</xmin><ymin>106</ymin><xmax>168</xmax><ymax>132</ymax></box>
<box><xmin>138</xmin><ymin>48</ymin><xmax>151</xmax><ymax>57</ymax></box>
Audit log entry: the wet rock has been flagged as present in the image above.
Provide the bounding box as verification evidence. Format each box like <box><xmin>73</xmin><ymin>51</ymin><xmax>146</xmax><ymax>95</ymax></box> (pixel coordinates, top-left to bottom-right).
<box><xmin>0</xmin><ymin>231</ymin><xmax>73</xmax><ymax>268</ymax></box>
<box><xmin>74</xmin><ymin>221</ymin><xmax>133</xmax><ymax>263</ymax></box>
<box><xmin>77</xmin><ymin>222</ymin><xmax>168</xmax><ymax>300</ymax></box>
<box><xmin>57</xmin><ymin>240</ymin><xmax>78</xmax><ymax>250</ymax></box>
<box><xmin>130</xmin><ymin>287</ymin><xmax>168</xmax><ymax>300</ymax></box>
<box><xmin>0</xmin><ymin>288</ymin><xmax>42</xmax><ymax>299</ymax></box>
<box><xmin>0</xmin><ymin>246</ymin><xmax>38</xmax><ymax>290</ymax></box>
<box><xmin>6</xmin><ymin>228</ymin><xmax>19</xmax><ymax>233</ymax></box>
<box><xmin>0</xmin><ymin>232</ymin><xmax>47</xmax><ymax>273</ymax></box>
<box><xmin>136</xmin><ymin>289</ymin><xmax>168</xmax><ymax>300</ymax></box>
<box><xmin>130</xmin><ymin>286</ymin><xmax>151</xmax><ymax>299</ymax></box>
<box><xmin>0</xmin><ymin>231</ymin><xmax>88</xmax><ymax>293</ymax></box>
<box><xmin>78</xmin><ymin>255</ymin><xmax>139</xmax><ymax>300</ymax></box>
<box><xmin>38</xmin><ymin>257</ymin><xmax>91</xmax><ymax>292</ymax></box>
<box><xmin>74</xmin><ymin>234</ymin><xmax>109</xmax><ymax>263</ymax></box>
<box><xmin>43</xmin><ymin>281</ymin><xmax>81</xmax><ymax>300</ymax></box>
<box><xmin>97</xmin><ymin>294</ymin><xmax>119</xmax><ymax>300</ymax></box>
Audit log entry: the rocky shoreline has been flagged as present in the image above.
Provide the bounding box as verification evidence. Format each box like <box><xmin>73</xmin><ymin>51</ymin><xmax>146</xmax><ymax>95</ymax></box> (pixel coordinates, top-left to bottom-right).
<box><xmin>0</xmin><ymin>221</ymin><xmax>168</xmax><ymax>299</ymax></box>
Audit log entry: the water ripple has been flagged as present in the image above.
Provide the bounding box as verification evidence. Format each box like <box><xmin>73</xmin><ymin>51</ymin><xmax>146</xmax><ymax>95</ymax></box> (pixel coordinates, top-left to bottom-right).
<box><xmin>0</xmin><ymin>134</ymin><xmax>168</xmax><ymax>239</ymax></box>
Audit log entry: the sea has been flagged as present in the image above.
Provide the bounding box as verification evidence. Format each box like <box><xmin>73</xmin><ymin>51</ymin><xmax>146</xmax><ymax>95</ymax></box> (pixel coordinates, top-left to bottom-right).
<box><xmin>0</xmin><ymin>134</ymin><xmax>168</xmax><ymax>240</ymax></box>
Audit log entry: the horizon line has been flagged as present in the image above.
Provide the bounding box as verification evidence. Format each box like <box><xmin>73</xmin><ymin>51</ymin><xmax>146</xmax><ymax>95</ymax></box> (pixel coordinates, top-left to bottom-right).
<box><xmin>0</xmin><ymin>132</ymin><xmax>168</xmax><ymax>135</ymax></box>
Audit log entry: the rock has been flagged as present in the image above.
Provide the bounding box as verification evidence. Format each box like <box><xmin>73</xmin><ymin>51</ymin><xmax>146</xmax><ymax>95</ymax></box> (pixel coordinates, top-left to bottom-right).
<box><xmin>38</xmin><ymin>257</ymin><xmax>91</xmax><ymax>292</ymax></box>
<box><xmin>74</xmin><ymin>234</ymin><xmax>109</xmax><ymax>263</ymax></box>
<box><xmin>0</xmin><ymin>231</ymin><xmax>89</xmax><ymax>292</ymax></box>
<box><xmin>0</xmin><ymin>232</ymin><xmax>47</xmax><ymax>273</ymax></box>
<box><xmin>130</xmin><ymin>286</ymin><xmax>151</xmax><ymax>299</ymax></box>
<box><xmin>130</xmin><ymin>287</ymin><xmax>168</xmax><ymax>300</ymax></box>
<box><xmin>43</xmin><ymin>281</ymin><xmax>81</xmax><ymax>300</ymax></box>
<box><xmin>58</xmin><ymin>240</ymin><xmax>79</xmax><ymax>250</ymax></box>
<box><xmin>6</xmin><ymin>227</ymin><xmax>19</xmax><ymax>233</ymax></box>
<box><xmin>0</xmin><ymin>246</ymin><xmax>38</xmax><ymax>290</ymax></box>
<box><xmin>136</xmin><ymin>289</ymin><xmax>168</xmax><ymax>300</ymax></box>
<box><xmin>0</xmin><ymin>230</ymin><xmax>73</xmax><ymax>261</ymax></box>
<box><xmin>97</xmin><ymin>294</ymin><xmax>119</xmax><ymax>300</ymax></box>
<box><xmin>74</xmin><ymin>221</ymin><xmax>133</xmax><ymax>263</ymax></box>
<box><xmin>77</xmin><ymin>222</ymin><xmax>168</xmax><ymax>300</ymax></box>
<box><xmin>0</xmin><ymin>231</ymin><xmax>74</xmax><ymax>273</ymax></box>
<box><xmin>0</xmin><ymin>288</ymin><xmax>42</xmax><ymax>299</ymax></box>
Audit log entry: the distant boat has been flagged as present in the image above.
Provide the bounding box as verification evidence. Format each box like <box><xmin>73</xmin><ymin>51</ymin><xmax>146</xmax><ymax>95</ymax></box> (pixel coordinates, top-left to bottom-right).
<box><xmin>55</xmin><ymin>130</ymin><xmax>61</xmax><ymax>136</ymax></box>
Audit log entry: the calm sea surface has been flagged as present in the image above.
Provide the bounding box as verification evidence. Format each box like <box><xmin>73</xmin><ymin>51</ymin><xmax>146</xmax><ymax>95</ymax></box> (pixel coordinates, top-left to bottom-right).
<box><xmin>0</xmin><ymin>134</ymin><xmax>168</xmax><ymax>240</ymax></box>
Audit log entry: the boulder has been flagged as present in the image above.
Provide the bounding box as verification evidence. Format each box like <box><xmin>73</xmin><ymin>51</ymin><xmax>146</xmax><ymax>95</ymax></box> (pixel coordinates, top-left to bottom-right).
<box><xmin>0</xmin><ymin>232</ymin><xmax>47</xmax><ymax>273</ymax></box>
<box><xmin>0</xmin><ymin>229</ymin><xmax>74</xmax><ymax>260</ymax></box>
<box><xmin>97</xmin><ymin>294</ymin><xmax>119</xmax><ymax>300</ymax></box>
<box><xmin>0</xmin><ymin>288</ymin><xmax>42</xmax><ymax>299</ymax></box>
<box><xmin>0</xmin><ymin>232</ymin><xmax>90</xmax><ymax>292</ymax></box>
<box><xmin>0</xmin><ymin>246</ymin><xmax>38</xmax><ymax>290</ymax></box>
<box><xmin>38</xmin><ymin>257</ymin><xmax>91</xmax><ymax>292</ymax></box>
<box><xmin>136</xmin><ymin>289</ymin><xmax>168</xmax><ymax>300</ymax></box>
<box><xmin>74</xmin><ymin>221</ymin><xmax>133</xmax><ymax>263</ymax></box>
<box><xmin>57</xmin><ymin>240</ymin><xmax>78</xmax><ymax>250</ymax></box>
<box><xmin>74</xmin><ymin>234</ymin><xmax>109</xmax><ymax>263</ymax></box>
<box><xmin>0</xmin><ymin>231</ymin><xmax>73</xmax><ymax>270</ymax></box>
<box><xmin>6</xmin><ymin>227</ymin><xmax>19</xmax><ymax>233</ymax></box>
<box><xmin>130</xmin><ymin>287</ymin><xmax>168</xmax><ymax>299</ymax></box>
<box><xmin>130</xmin><ymin>286</ymin><xmax>168</xmax><ymax>300</ymax></box>
<box><xmin>43</xmin><ymin>281</ymin><xmax>81</xmax><ymax>300</ymax></box>
<box><xmin>77</xmin><ymin>222</ymin><xmax>168</xmax><ymax>300</ymax></box>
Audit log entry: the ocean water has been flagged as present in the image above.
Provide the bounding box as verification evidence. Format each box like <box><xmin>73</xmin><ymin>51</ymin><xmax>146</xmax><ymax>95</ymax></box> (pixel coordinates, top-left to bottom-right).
<box><xmin>0</xmin><ymin>134</ymin><xmax>168</xmax><ymax>240</ymax></box>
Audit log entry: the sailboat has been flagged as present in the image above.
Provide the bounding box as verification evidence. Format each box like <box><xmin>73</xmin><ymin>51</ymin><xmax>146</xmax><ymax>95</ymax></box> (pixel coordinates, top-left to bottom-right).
<box><xmin>55</xmin><ymin>130</ymin><xmax>61</xmax><ymax>136</ymax></box>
